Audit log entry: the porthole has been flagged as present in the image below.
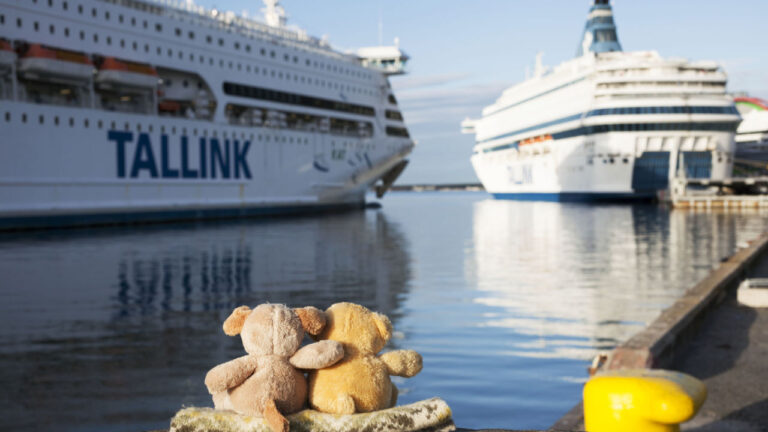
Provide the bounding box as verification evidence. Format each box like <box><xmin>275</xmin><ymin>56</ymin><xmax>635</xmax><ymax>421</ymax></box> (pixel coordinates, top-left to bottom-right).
<box><xmin>105</xmin><ymin>11</ymin><xmax>110</xmax><ymax>20</ymax></box>
<box><xmin>54</xmin><ymin>116</ymin><xmax>59</xmax><ymax>125</ymax></box>
<box><xmin>132</xmin><ymin>41</ymin><xmax>137</xmax><ymax>50</ymax></box>
<box><xmin>34</xmin><ymin>21</ymin><xmax>39</xmax><ymax>31</ymax></box>
<box><xmin>64</xmin><ymin>27</ymin><xmax>69</xmax><ymax>37</ymax></box>
<box><xmin>91</xmin><ymin>8</ymin><xmax>96</xmax><ymax>17</ymax></box>
<box><xmin>124</xmin><ymin>122</ymin><xmax>129</xmax><ymax>131</ymax></box>
<box><xmin>69</xmin><ymin>117</ymin><xmax>75</xmax><ymax>127</ymax></box>
<box><xmin>98</xmin><ymin>120</ymin><xmax>103</xmax><ymax>129</ymax></box>
<box><xmin>77</xmin><ymin>5</ymin><xmax>82</xmax><ymax>14</ymax></box>
<box><xmin>4</xmin><ymin>112</ymin><xmax>9</xmax><ymax>122</ymax></box>
<box><xmin>39</xmin><ymin>115</ymin><xmax>44</xmax><ymax>125</ymax></box>
<box><xmin>120</xmin><ymin>39</ymin><xmax>125</xmax><ymax>48</ymax></box>
<box><xmin>111</xmin><ymin>121</ymin><xmax>116</xmax><ymax>129</ymax></box>
<box><xmin>106</xmin><ymin>36</ymin><xmax>111</xmax><ymax>45</ymax></box>
<box><xmin>49</xmin><ymin>24</ymin><xmax>55</xmax><ymax>34</ymax></box>
<box><xmin>22</xmin><ymin>113</ymin><xmax>27</xmax><ymax>123</ymax></box>
<box><xmin>84</xmin><ymin>119</ymin><xmax>89</xmax><ymax>128</ymax></box>
<box><xmin>119</xmin><ymin>14</ymin><xmax>123</xmax><ymax>23</ymax></box>
<box><xmin>131</xmin><ymin>17</ymin><xmax>136</xmax><ymax>26</ymax></box>
<box><xmin>62</xmin><ymin>1</ymin><xmax>68</xmax><ymax>10</ymax></box>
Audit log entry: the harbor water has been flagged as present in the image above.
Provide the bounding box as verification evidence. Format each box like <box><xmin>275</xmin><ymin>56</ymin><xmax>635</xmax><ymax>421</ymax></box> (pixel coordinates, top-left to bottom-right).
<box><xmin>1</xmin><ymin>192</ymin><xmax>767</xmax><ymax>431</ymax></box>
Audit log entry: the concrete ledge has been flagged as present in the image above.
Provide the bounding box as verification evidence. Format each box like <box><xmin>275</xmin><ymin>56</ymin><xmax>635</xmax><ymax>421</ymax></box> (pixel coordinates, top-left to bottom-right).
<box><xmin>551</xmin><ymin>232</ymin><xmax>768</xmax><ymax>431</ymax></box>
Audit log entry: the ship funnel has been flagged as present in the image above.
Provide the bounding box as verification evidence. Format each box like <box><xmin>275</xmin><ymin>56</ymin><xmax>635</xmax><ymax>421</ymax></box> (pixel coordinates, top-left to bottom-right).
<box><xmin>576</xmin><ymin>0</ymin><xmax>622</xmax><ymax>57</ymax></box>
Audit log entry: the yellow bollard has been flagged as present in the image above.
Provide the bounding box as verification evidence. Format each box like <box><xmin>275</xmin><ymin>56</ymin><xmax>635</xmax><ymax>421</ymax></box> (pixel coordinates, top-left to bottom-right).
<box><xmin>583</xmin><ymin>369</ymin><xmax>707</xmax><ymax>432</ymax></box>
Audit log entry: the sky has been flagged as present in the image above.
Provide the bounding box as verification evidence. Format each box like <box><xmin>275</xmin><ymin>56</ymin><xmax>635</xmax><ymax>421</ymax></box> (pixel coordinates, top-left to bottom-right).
<box><xmin>191</xmin><ymin>0</ymin><xmax>768</xmax><ymax>184</ymax></box>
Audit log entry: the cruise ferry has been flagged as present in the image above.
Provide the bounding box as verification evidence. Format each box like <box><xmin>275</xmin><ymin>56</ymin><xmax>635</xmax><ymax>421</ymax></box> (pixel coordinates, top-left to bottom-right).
<box><xmin>0</xmin><ymin>0</ymin><xmax>414</xmax><ymax>229</ymax></box>
<box><xmin>734</xmin><ymin>96</ymin><xmax>768</xmax><ymax>162</ymax></box>
<box><xmin>462</xmin><ymin>0</ymin><xmax>740</xmax><ymax>201</ymax></box>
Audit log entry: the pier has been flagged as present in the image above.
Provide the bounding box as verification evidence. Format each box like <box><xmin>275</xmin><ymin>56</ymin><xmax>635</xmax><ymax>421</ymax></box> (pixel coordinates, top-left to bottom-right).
<box><xmin>670</xmin><ymin>177</ymin><xmax>768</xmax><ymax>209</ymax></box>
<box><xmin>551</xmin><ymin>232</ymin><xmax>768</xmax><ymax>431</ymax></box>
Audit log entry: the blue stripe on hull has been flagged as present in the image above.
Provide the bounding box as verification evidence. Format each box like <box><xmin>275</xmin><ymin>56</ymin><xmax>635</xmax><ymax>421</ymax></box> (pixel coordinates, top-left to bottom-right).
<box><xmin>0</xmin><ymin>202</ymin><xmax>366</xmax><ymax>231</ymax></box>
<box><xmin>491</xmin><ymin>192</ymin><xmax>657</xmax><ymax>202</ymax></box>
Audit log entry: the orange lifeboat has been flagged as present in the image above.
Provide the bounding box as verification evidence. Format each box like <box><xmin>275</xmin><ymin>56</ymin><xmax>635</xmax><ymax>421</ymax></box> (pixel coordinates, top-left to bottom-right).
<box><xmin>96</xmin><ymin>57</ymin><xmax>159</xmax><ymax>89</ymax></box>
<box><xmin>17</xmin><ymin>44</ymin><xmax>94</xmax><ymax>81</ymax></box>
<box><xmin>0</xmin><ymin>39</ymin><xmax>16</xmax><ymax>67</ymax></box>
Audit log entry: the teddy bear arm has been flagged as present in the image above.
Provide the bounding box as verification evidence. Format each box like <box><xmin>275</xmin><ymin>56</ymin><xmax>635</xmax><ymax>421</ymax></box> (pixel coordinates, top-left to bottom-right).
<box><xmin>379</xmin><ymin>350</ymin><xmax>423</xmax><ymax>377</ymax></box>
<box><xmin>204</xmin><ymin>355</ymin><xmax>258</xmax><ymax>394</ymax></box>
<box><xmin>289</xmin><ymin>340</ymin><xmax>344</xmax><ymax>370</ymax></box>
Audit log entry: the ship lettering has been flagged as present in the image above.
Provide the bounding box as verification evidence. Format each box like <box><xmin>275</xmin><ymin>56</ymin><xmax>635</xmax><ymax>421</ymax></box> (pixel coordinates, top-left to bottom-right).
<box><xmin>109</xmin><ymin>131</ymin><xmax>252</xmax><ymax>180</ymax></box>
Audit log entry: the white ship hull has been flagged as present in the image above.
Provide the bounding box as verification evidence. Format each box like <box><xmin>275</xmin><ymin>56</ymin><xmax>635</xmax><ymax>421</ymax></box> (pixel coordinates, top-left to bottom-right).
<box><xmin>0</xmin><ymin>101</ymin><xmax>410</xmax><ymax>228</ymax></box>
<box><xmin>472</xmin><ymin>130</ymin><xmax>734</xmax><ymax>201</ymax></box>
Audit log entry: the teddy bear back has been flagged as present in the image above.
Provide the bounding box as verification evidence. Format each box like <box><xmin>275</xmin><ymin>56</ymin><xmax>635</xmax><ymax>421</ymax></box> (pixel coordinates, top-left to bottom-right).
<box><xmin>225</xmin><ymin>304</ymin><xmax>304</xmax><ymax>357</ymax></box>
<box><xmin>320</xmin><ymin>302</ymin><xmax>393</xmax><ymax>356</ymax></box>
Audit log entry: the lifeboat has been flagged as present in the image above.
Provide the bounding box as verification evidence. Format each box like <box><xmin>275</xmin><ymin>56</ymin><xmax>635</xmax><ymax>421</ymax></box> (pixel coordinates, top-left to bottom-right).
<box><xmin>0</xmin><ymin>39</ymin><xmax>16</xmax><ymax>68</ymax></box>
<box><xmin>96</xmin><ymin>57</ymin><xmax>159</xmax><ymax>89</ymax></box>
<box><xmin>17</xmin><ymin>44</ymin><xmax>94</xmax><ymax>81</ymax></box>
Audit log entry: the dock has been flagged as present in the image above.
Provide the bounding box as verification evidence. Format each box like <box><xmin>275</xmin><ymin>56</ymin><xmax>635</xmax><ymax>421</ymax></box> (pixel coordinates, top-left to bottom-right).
<box><xmin>551</xmin><ymin>232</ymin><xmax>768</xmax><ymax>431</ymax></box>
<box><xmin>670</xmin><ymin>176</ymin><xmax>768</xmax><ymax>209</ymax></box>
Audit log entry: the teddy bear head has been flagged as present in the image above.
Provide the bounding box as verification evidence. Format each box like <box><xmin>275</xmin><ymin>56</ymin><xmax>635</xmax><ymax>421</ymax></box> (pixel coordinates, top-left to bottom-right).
<box><xmin>319</xmin><ymin>302</ymin><xmax>393</xmax><ymax>355</ymax></box>
<box><xmin>222</xmin><ymin>304</ymin><xmax>326</xmax><ymax>356</ymax></box>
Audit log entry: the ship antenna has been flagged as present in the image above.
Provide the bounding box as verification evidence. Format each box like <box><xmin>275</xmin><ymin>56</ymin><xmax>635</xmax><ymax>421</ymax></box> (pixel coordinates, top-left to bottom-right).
<box><xmin>263</xmin><ymin>0</ymin><xmax>287</xmax><ymax>27</ymax></box>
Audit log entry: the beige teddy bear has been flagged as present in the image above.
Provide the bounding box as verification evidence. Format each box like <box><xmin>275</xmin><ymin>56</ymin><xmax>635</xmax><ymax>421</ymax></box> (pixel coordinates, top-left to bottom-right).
<box><xmin>205</xmin><ymin>304</ymin><xmax>343</xmax><ymax>432</ymax></box>
<box><xmin>308</xmin><ymin>302</ymin><xmax>423</xmax><ymax>414</ymax></box>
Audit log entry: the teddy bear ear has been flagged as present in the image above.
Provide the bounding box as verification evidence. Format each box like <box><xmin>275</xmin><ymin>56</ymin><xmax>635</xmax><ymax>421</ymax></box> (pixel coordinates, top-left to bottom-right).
<box><xmin>222</xmin><ymin>306</ymin><xmax>252</xmax><ymax>336</ymax></box>
<box><xmin>373</xmin><ymin>312</ymin><xmax>393</xmax><ymax>341</ymax></box>
<box><xmin>294</xmin><ymin>306</ymin><xmax>326</xmax><ymax>336</ymax></box>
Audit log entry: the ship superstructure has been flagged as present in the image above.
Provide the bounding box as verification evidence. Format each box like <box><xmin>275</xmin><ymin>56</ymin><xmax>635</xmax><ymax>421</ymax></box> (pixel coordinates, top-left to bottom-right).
<box><xmin>734</xmin><ymin>96</ymin><xmax>768</xmax><ymax>162</ymax></box>
<box><xmin>462</xmin><ymin>0</ymin><xmax>739</xmax><ymax>200</ymax></box>
<box><xmin>0</xmin><ymin>0</ymin><xmax>413</xmax><ymax>228</ymax></box>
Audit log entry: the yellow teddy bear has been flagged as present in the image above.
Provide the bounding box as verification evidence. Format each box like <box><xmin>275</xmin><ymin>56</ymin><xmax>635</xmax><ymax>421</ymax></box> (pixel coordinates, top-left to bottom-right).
<box><xmin>308</xmin><ymin>302</ymin><xmax>423</xmax><ymax>414</ymax></box>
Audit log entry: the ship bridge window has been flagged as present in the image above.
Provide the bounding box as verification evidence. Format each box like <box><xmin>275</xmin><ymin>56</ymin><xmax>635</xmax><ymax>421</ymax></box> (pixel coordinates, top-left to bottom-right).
<box><xmin>386</xmin><ymin>126</ymin><xmax>410</xmax><ymax>138</ymax></box>
<box><xmin>385</xmin><ymin>110</ymin><xmax>404</xmax><ymax>121</ymax></box>
<box><xmin>595</xmin><ymin>29</ymin><xmax>617</xmax><ymax>42</ymax></box>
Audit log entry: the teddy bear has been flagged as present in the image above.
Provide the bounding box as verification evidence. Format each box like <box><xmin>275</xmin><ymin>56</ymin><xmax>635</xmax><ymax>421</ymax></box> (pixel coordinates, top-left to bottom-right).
<box><xmin>204</xmin><ymin>304</ymin><xmax>344</xmax><ymax>432</ymax></box>
<box><xmin>307</xmin><ymin>302</ymin><xmax>423</xmax><ymax>414</ymax></box>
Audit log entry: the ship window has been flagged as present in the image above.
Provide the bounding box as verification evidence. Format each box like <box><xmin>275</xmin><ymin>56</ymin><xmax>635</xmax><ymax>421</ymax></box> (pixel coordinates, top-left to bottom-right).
<box><xmin>270</xmin><ymin>50</ymin><xmax>275</xmax><ymax>58</ymax></box>
<box><xmin>39</xmin><ymin>115</ymin><xmax>44</xmax><ymax>125</ymax></box>
<box><xmin>306</xmin><ymin>59</ymin><xmax>310</xmax><ymax>66</ymax></box>
<box><xmin>156</xmin><ymin>46</ymin><xmax>161</xmax><ymax>55</ymax></box>
<box><xmin>93</xmin><ymin>34</ymin><xmax>98</xmax><ymax>43</ymax></box>
<box><xmin>111</xmin><ymin>121</ymin><xmax>115</xmax><ymax>129</ymax></box>
<box><xmin>155</xmin><ymin>23</ymin><xmax>162</xmax><ymax>32</ymax></box>
<box><xmin>98</xmin><ymin>120</ymin><xmax>103</xmax><ymax>129</ymax></box>
<box><xmin>143</xmin><ymin>20</ymin><xmax>147</xmax><ymax>29</ymax></box>
<box><xmin>77</xmin><ymin>4</ymin><xmax>82</xmax><ymax>14</ymax></box>
<box><xmin>0</xmin><ymin>14</ymin><xmax>4</xmax><ymax>25</ymax></box>
<box><xmin>62</xmin><ymin>1</ymin><xmax>67</xmax><ymax>10</ymax></box>
<box><xmin>4</xmin><ymin>112</ymin><xmax>9</xmax><ymax>122</ymax></box>
<box><xmin>206</xmin><ymin>35</ymin><xmax>212</xmax><ymax>43</ymax></box>
<box><xmin>34</xmin><ymin>21</ymin><xmax>39</xmax><ymax>31</ymax></box>
<box><xmin>49</xmin><ymin>24</ymin><xmax>54</xmax><ymax>34</ymax></box>
<box><xmin>105</xmin><ymin>11</ymin><xmax>109</xmax><ymax>20</ymax></box>
<box><xmin>84</xmin><ymin>119</ymin><xmax>89</xmax><ymax>128</ymax></box>
<box><xmin>106</xmin><ymin>36</ymin><xmax>111</xmax><ymax>45</ymax></box>
<box><xmin>284</xmin><ymin>54</ymin><xmax>289</xmax><ymax>61</ymax></box>
<box><xmin>118</xmin><ymin>14</ymin><xmax>123</xmax><ymax>23</ymax></box>
<box><xmin>167</xmin><ymin>48</ymin><xmax>172</xmax><ymax>56</ymax></box>
<box><xmin>48</xmin><ymin>0</ymin><xmax>53</xmax><ymax>6</ymax></box>
<box><xmin>69</xmin><ymin>117</ymin><xmax>74</xmax><ymax>127</ymax></box>
<box><xmin>234</xmin><ymin>42</ymin><xmax>240</xmax><ymax>50</ymax></box>
<box><xmin>91</xmin><ymin>8</ymin><xmax>96</xmax><ymax>17</ymax></box>
<box><xmin>245</xmin><ymin>45</ymin><xmax>251</xmax><ymax>52</ymax></box>
<box><xmin>237</xmin><ymin>64</ymin><xmax>242</xmax><ymax>71</ymax></box>
<box><xmin>22</xmin><ymin>113</ymin><xmax>26</xmax><ymax>123</ymax></box>
<box><xmin>178</xmin><ymin>51</ymin><xmax>182</xmax><ymax>59</ymax></box>
<box><xmin>261</xmin><ymin>48</ymin><xmax>266</xmax><ymax>55</ymax></box>
<box><xmin>144</xmin><ymin>44</ymin><xmax>149</xmax><ymax>53</ymax></box>
<box><xmin>132</xmin><ymin>41</ymin><xmax>137</xmax><ymax>50</ymax></box>
<box><xmin>218</xmin><ymin>38</ymin><xmax>224</xmax><ymax>46</ymax></box>
<box><xmin>64</xmin><ymin>27</ymin><xmax>69</xmax><ymax>37</ymax></box>
<box><xmin>131</xmin><ymin>17</ymin><xmax>136</xmax><ymax>26</ymax></box>
<box><xmin>54</xmin><ymin>116</ymin><xmax>59</xmax><ymax>125</ymax></box>
<box><xmin>229</xmin><ymin>61</ymin><xmax>233</xmax><ymax>69</ymax></box>
<box><xmin>80</xmin><ymin>30</ymin><xmax>84</xmax><ymax>40</ymax></box>
<box><xmin>188</xmin><ymin>31</ymin><xmax>194</xmax><ymax>40</ymax></box>
<box><xmin>175</xmin><ymin>28</ymin><xmax>181</xmax><ymax>36</ymax></box>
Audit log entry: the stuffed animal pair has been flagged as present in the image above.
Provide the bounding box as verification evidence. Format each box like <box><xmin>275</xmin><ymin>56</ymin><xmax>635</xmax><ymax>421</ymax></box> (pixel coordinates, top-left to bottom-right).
<box><xmin>204</xmin><ymin>302</ymin><xmax>422</xmax><ymax>432</ymax></box>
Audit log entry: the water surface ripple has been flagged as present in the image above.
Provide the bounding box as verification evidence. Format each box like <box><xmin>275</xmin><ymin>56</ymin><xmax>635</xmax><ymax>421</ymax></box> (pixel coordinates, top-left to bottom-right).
<box><xmin>0</xmin><ymin>192</ymin><xmax>766</xmax><ymax>430</ymax></box>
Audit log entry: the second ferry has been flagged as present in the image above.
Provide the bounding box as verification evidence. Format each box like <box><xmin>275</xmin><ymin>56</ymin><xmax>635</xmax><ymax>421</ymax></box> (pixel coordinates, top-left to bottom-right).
<box><xmin>462</xmin><ymin>0</ymin><xmax>740</xmax><ymax>201</ymax></box>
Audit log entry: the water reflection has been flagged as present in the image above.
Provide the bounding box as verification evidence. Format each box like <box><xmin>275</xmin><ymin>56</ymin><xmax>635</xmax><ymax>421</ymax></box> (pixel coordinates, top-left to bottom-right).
<box><xmin>470</xmin><ymin>201</ymin><xmax>768</xmax><ymax>361</ymax></box>
<box><xmin>0</xmin><ymin>212</ymin><xmax>411</xmax><ymax>432</ymax></box>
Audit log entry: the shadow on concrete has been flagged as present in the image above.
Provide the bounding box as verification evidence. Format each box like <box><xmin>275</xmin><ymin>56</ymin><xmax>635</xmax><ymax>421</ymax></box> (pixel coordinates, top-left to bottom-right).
<box><xmin>685</xmin><ymin>397</ymin><xmax>768</xmax><ymax>432</ymax></box>
<box><xmin>675</xmin><ymin>298</ymin><xmax>756</xmax><ymax>380</ymax></box>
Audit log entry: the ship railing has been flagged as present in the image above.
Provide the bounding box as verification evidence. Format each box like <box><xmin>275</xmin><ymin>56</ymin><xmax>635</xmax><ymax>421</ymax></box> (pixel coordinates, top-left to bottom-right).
<box><xmin>97</xmin><ymin>0</ymin><xmax>361</xmax><ymax>66</ymax></box>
